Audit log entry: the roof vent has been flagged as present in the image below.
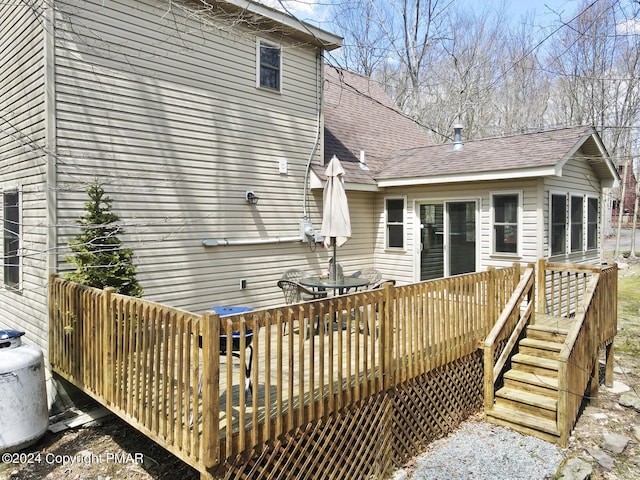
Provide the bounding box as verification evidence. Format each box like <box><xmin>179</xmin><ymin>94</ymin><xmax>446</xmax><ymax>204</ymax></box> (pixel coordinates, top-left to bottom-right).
<box><xmin>452</xmin><ymin>124</ymin><xmax>464</xmax><ymax>151</ymax></box>
<box><xmin>359</xmin><ymin>150</ymin><xmax>369</xmax><ymax>171</ymax></box>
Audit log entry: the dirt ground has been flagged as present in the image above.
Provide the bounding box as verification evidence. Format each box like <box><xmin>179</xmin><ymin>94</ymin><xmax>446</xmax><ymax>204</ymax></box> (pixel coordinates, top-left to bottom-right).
<box><xmin>1</xmin><ymin>261</ymin><xmax>638</xmax><ymax>480</ymax></box>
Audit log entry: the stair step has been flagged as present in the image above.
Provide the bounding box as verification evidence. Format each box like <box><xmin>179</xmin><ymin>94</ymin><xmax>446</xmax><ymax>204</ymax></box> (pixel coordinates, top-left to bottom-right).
<box><xmin>504</xmin><ymin>370</ymin><xmax>559</xmax><ymax>396</ymax></box>
<box><xmin>526</xmin><ymin>324</ymin><xmax>568</xmax><ymax>343</ymax></box>
<box><xmin>511</xmin><ymin>353</ymin><xmax>560</xmax><ymax>377</ymax></box>
<box><xmin>486</xmin><ymin>405</ymin><xmax>560</xmax><ymax>442</ymax></box>
<box><xmin>518</xmin><ymin>338</ymin><xmax>563</xmax><ymax>359</ymax></box>
<box><xmin>495</xmin><ymin>387</ymin><xmax>557</xmax><ymax>420</ymax></box>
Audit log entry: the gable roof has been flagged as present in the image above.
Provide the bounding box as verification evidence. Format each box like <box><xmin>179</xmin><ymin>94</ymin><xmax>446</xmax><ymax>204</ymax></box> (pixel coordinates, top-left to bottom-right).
<box><xmin>376</xmin><ymin>126</ymin><xmax>619</xmax><ymax>188</ymax></box>
<box><xmin>319</xmin><ymin>67</ymin><xmax>432</xmax><ymax>187</ymax></box>
<box><xmin>316</xmin><ymin>68</ymin><xmax>617</xmax><ymax>190</ymax></box>
<box><xmin>211</xmin><ymin>0</ymin><xmax>342</xmax><ymax>50</ymax></box>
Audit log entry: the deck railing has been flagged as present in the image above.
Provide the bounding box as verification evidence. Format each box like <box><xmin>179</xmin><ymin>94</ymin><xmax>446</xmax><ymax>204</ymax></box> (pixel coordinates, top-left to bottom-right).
<box><xmin>49</xmin><ymin>266</ymin><xmax>521</xmax><ymax>472</ymax></box>
<box><xmin>482</xmin><ymin>260</ymin><xmax>618</xmax><ymax>445</ymax></box>
<box><xmin>550</xmin><ymin>261</ymin><xmax>618</xmax><ymax>445</ymax></box>
<box><xmin>49</xmin><ymin>279</ymin><xmax>209</xmax><ymax>467</ymax></box>
<box><xmin>482</xmin><ymin>265</ymin><xmax>535</xmax><ymax>414</ymax></box>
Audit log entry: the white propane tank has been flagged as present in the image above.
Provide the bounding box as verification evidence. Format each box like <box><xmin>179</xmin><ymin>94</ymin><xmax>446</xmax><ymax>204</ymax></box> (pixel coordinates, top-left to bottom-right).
<box><xmin>0</xmin><ymin>330</ymin><xmax>49</xmax><ymax>453</ymax></box>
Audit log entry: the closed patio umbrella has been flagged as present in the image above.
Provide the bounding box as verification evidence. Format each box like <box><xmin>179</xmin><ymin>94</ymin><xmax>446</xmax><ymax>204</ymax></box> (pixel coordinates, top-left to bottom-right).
<box><xmin>321</xmin><ymin>155</ymin><xmax>351</xmax><ymax>281</ymax></box>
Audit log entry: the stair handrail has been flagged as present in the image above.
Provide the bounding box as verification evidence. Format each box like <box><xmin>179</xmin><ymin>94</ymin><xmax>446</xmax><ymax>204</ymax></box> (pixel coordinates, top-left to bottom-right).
<box><xmin>556</xmin><ymin>272</ymin><xmax>600</xmax><ymax>445</ymax></box>
<box><xmin>483</xmin><ymin>266</ymin><xmax>535</xmax><ymax>415</ymax></box>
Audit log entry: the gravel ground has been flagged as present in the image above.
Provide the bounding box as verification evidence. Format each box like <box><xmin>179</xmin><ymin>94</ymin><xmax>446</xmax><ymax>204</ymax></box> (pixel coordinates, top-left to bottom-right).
<box><xmin>397</xmin><ymin>415</ymin><xmax>563</xmax><ymax>480</ymax></box>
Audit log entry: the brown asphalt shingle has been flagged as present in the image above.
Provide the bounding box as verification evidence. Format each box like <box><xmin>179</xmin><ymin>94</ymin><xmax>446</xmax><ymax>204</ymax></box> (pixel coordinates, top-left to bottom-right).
<box><xmin>377</xmin><ymin>125</ymin><xmax>596</xmax><ymax>181</ymax></box>
<box><xmin>320</xmin><ymin>68</ymin><xmax>609</xmax><ymax>186</ymax></box>
<box><xmin>321</xmin><ymin>66</ymin><xmax>432</xmax><ymax>184</ymax></box>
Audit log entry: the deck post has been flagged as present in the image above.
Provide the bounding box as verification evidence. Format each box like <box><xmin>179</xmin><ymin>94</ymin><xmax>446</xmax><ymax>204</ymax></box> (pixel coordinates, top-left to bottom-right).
<box><xmin>487</xmin><ymin>267</ymin><xmax>495</xmax><ymax>324</ymax></box>
<box><xmin>604</xmin><ymin>342</ymin><xmax>614</xmax><ymax>387</ymax></box>
<box><xmin>482</xmin><ymin>344</ymin><xmax>494</xmax><ymax>419</ymax></box>
<box><xmin>202</xmin><ymin>310</ymin><xmax>220</xmax><ymax>468</ymax></box>
<box><xmin>536</xmin><ymin>258</ymin><xmax>547</xmax><ymax>318</ymax></box>
<box><xmin>381</xmin><ymin>282</ymin><xmax>394</xmax><ymax>389</ymax></box>
<box><xmin>102</xmin><ymin>287</ymin><xmax>116</xmax><ymax>404</ymax></box>
<box><xmin>590</xmin><ymin>349</ymin><xmax>600</xmax><ymax>401</ymax></box>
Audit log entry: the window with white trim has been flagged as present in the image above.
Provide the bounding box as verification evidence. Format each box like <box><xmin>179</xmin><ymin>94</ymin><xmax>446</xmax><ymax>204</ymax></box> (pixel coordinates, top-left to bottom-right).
<box><xmin>587</xmin><ymin>197</ymin><xmax>599</xmax><ymax>250</ymax></box>
<box><xmin>257</xmin><ymin>39</ymin><xmax>281</xmax><ymax>92</ymax></box>
<box><xmin>570</xmin><ymin>195</ymin><xmax>584</xmax><ymax>252</ymax></box>
<box><xmin>491</xmin><ymin>192</ymin><xmax>520</xmax><ymax>254</ymax></box>
<box><xmin>3</xmin><ymin>189</ymin><xmax>20</xmax><ymax>288</ymax></box>
<box><xmin>550</xmin><ymin>193</ymin><xmax>567</xmax><ymax>255</ymax></box>
<box><xmin>385</xmin><ymin>197</ymin><xmax>405</xmax><ymax>249</ymax></box>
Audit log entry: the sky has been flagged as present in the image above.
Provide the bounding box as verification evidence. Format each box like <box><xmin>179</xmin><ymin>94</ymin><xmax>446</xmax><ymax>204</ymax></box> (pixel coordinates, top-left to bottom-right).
<box><xmin>261</xmin><ymin>0</ymin><xmax>586</xmax><ymax>31</ymax></box>
<box><xmin>261</xmin><ymin>0</ymin><xmax>640</xmax><ymax>41</ymax></box>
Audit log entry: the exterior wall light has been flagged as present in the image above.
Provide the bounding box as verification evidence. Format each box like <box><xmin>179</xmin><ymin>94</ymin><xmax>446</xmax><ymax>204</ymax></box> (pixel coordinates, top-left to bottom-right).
<box><xmin>245</xmin><ymin>191</ymin><xmax>259</xmax><ymax>205</ymax></box>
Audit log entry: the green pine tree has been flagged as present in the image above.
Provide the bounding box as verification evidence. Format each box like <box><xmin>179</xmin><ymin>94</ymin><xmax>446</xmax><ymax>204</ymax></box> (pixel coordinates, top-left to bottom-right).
<box><xmin>65</xmin><ymin>182</ymin><xmax>143</xmax><ymax>297</ymax></box>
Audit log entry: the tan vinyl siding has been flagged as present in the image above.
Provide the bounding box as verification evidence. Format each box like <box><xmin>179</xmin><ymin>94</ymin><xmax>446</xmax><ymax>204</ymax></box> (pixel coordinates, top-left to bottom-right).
<box><xmin>0</xmin><ymin>0</ymin><xmax>48</xmax><ymax>351</ymax></box>
<box><xmin>53</xmin><ymin>0</ymin><xmax>328</xmax><ymax>312</ymax></box>
<box><xmin>374</xmin><ymin>179</ymin><xmax>542</xmax><ymax>284</ymax></box>
<box><xmin>544</xmin><ymin>152</ymin><xmax>603</xmax><ymax>264</ymax></box>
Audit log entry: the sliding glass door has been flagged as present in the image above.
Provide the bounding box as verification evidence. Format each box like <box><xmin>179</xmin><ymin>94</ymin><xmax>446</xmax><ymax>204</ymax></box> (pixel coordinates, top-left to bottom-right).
<box><xmin>419</xmin><ymin>201</ymin><xmax>477</xmax><ymax>280</ymax></box>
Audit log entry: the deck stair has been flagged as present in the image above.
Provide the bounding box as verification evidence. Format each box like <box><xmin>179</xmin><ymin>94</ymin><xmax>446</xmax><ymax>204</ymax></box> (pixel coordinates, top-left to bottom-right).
<box><xmin>486</xmin><ymin>323</ymin><xmax>568</xmax><ymax>443</ymax></box>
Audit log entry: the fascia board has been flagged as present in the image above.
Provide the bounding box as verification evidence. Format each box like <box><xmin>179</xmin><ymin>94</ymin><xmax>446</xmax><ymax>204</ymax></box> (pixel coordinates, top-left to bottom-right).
<box><xmin>309</xmin><ymin>170</ymin><xmax>380</xmax><ymax>191</ymax></box>
<box><xmin>556</xmin><ymin>132</ymin><xmax>619</xmax><ymax>186</ymax></box>
<box><xmin>227</xmin><ymin>0</ymin><xmax>342</xmax><ymax>49</ymax></box>
<box><xmin>376</xmin><ymin>166</ymin><xmax>557</xmax><ymax>187</ymax></box>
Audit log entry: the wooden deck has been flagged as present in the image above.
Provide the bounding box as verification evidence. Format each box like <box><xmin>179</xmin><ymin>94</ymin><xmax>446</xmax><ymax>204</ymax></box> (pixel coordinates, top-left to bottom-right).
<box><xmin>49</xmin><ymin>261</ymin><xmax>618</xmax><ymax>476</ymax></box>
<box><xmin>211</xmin><ymin>316</ymin><xmax>380</xmax><ymax>436</ymax></box>
<box><xmin>484</xmin><ymin>260</ymin><xmax>618</xmax><ymax>446</ymax></box>
<box><xmin>534</xmin><ymin>314</ymin><xmax>574</xmax><ymax>331</ymax></box>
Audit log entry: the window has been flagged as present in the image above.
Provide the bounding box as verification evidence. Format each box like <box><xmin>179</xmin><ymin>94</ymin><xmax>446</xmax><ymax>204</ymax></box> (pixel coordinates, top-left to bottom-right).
<box><xmin>385</xmin><ymin>197</ymin><xmax>405</xmax><ymax>249</ymax></box>
<box><xmin>3</xmin><ymin>190</ymin><xmax>20</xmax><ymax>288</ymax></box>
<box><xmin>570</xmin><ymin>195</ymin><xmax>584</xmax><ymax>252</ymax></box>
<box><xmin>492</xmin><ymin>193</ymin><xmax>519</xmax><ymax>254</ymax></box>
<box><xmin>257</xmin><ymin>40</ymin><xmax>281</xmax><ymax>92</ymax></box>
<box><xmin>550</xmin><ymin>194</ymin><xmax>566</xmax><ymax>255</ymax></box>
<box><xmin>587</xmin><ymin>197</ymin><xmax>599</xmax><ymax>250</ymax></box>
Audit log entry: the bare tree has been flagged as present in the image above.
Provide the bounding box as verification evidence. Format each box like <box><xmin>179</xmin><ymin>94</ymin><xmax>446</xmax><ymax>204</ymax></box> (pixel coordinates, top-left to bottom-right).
<box><xmin>415</xmin><ymin>4</ymin><xmax>512</xmax><ymax>140</ymax></box>
<box><xmin>547</xmin><ymin>0</ymin><xmax>640</xmax><ymax>152</ymax></box>
<box><xmin>330</xmin><ymin>0</ymin><xmax>388</xmax><ymax>76</ymax></box>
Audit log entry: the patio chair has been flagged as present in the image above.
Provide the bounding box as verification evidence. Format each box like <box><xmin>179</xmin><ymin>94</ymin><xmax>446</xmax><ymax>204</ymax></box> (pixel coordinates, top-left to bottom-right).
<box><xmin>277</xmin><ymin>279</ymin><xmax>327</xmax><ymax>336</ymax></box>
<box><xmin>351</xmin><ymin>267</ymin><xmax>382</xmax><ymax>290</ymax></box>
<box><xmin>282</xmin><ymin>268</ymin><xmax>305</xmax><ymax>282</ymax></box>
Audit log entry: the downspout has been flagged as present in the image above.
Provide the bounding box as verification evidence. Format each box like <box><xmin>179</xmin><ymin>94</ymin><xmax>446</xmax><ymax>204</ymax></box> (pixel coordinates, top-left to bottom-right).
<box><xmin>43</xmin><ymin>0</ymin><xmax>58</xmax><ymax>409</ymax></box>
<box><xmin>44</xmin><ymin>3</ymin><xmax>57</xmax><ymax>277</ymax></box>
<box><xmin>302</xmin><ymin>51</ymin><xmax>323</xmax><ymax>219</ymax></box>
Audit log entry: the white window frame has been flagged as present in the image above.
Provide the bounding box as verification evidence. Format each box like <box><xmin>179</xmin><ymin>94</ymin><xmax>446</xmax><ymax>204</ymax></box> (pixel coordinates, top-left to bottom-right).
<box><xmin>549</xmin><ymin>192</ymin><xmax>568</xmax><ymax>256</ymax></box>
<box><xmin>2</xmin><ymin>188</ymin><xmax>22</xmax><ymax>290</ymax></box>
<box><xmin>570</xmin><ymin>194</ymin><xmax>584</xmax><ymax>253</ymax></box>
<box><xmin>256</xmin><ymin>38</ymin><xmax>282</xmax><ymax>93</ymax></box>
<box><xmin>490</xmin><ymin>191</ymin><xmax>522</xmax><ymax>257</ymax></box>
<box><xmin>586</xmin><ymin>196</ymin><xmax>599</xmax><ymax>251</ymax></box>
<box><xmin>385</xmin><ymin>196</ymin><xmax>406</xmax><ymax>251</ymax></box>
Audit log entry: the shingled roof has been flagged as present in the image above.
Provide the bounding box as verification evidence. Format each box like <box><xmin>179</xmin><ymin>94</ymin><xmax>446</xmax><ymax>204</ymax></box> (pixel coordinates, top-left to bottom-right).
<box><xmin>317</xmin><ymin>68</ymin><xmax>617</xmax><ymax>189</ymax></box>
<box><xmin>320</xmin><ymin>67</ymin><xmax>432</xmax><ymax>185</ymax></box>
<box><xmin>376</xmin><ymin>125</ymin><xmax>617</xmax><ymax>187</ymax></box>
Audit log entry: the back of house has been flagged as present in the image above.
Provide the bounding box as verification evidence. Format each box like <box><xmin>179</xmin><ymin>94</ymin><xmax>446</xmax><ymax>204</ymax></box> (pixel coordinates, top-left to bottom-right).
<box><xmin>0</xmin><ymin>0</ymin><xmax>341</xmax><ymax>404</ymax></box>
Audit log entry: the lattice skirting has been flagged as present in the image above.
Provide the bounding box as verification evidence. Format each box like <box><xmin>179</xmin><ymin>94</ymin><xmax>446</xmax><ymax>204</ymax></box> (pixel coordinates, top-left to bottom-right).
<box><xmin>208</xmin><ymin>351</ymin><xmax>483</xmax><ymax>480</ymax></box>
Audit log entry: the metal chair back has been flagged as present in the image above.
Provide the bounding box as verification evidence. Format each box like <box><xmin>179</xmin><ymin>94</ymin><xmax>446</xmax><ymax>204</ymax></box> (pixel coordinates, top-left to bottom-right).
<box><xmin>282</xmin><ymin>269</ymin><xmax>304</xmax><ymax>282</ymax></box>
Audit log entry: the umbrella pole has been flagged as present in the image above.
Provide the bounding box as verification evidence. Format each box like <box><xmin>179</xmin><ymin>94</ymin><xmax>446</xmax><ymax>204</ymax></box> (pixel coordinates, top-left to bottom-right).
<box><xmin>332</xmin><ymin>239</ymin><xmax>337</xmax><ymax>280</ymax></box>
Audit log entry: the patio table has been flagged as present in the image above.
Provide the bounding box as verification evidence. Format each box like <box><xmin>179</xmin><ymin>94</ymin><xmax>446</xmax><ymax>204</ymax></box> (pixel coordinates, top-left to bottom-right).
<box><xmin>300</xmin><ymin>275</ymin><xmax>369</xmax><ymax>295</ymax></box>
